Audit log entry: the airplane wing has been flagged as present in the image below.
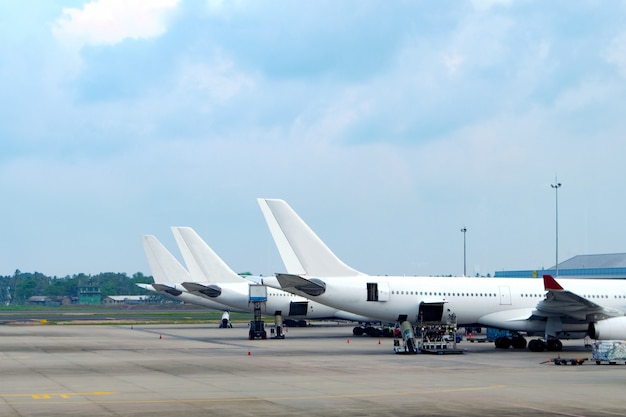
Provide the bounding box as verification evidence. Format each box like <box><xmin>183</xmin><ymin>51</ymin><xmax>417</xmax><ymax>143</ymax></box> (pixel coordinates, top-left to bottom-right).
<box><xmin>181</xmin><ymin>282</ymin><xmax>222</xmax><ymax>298</ymax></box>
<box><xmin>275</xmin><ymin>273</ymin><xmax>326</xmax><ymax>296</ymax></box>
<box><xmin>533</xmin><ymin>275</ymin><xmax>623</xmax><ymax>322</ymax></box>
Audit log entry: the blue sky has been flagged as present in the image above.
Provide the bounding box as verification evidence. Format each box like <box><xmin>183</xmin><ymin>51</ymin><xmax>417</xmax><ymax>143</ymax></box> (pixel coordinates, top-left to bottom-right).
<box><xmin>2</xmin><ymin>0</ymin><xmax>626</xmax><ymax>278</ymax></box>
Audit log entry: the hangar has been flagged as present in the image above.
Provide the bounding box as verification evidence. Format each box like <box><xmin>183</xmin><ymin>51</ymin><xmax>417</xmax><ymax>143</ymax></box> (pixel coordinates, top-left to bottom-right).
<box><xmin>495</xmin><ymin>253</ymin><xmax>626</xmax><ymax>278</ymax></box>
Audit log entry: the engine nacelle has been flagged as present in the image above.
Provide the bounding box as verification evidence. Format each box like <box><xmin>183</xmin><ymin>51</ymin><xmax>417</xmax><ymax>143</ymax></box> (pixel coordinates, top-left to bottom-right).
<box><xmin>589</xmin><ymin>317</ymin><xmax>626</xmax><ymax>340</ymax></box>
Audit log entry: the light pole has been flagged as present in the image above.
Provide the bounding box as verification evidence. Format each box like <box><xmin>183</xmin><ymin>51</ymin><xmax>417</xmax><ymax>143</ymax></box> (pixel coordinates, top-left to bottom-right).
<box><xmin>551</xmin><ymin>177</ymin><xmax>562</xmax><ymax>277</ymax></box>
<box><xmin>461</xmin><ymin>227</ymin><xmax>467</xmax><ymax>277</ymax></box>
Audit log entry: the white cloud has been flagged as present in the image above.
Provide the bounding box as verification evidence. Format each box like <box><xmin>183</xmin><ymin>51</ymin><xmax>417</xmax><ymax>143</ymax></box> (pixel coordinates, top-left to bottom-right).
<box><xmin>53</xmin><ymin>0</ymin><xmax>179</xmax><ymax>47</ymax></box>
<box><xmin>470</xmin><ymin>0</ymin><xmax>512</xmax><ymax>11</ymax></box>
<box><xmin>176</xmin><ymin>54</ymin><xmax>255</xmax><ymax>106</ymax></box>
<box><xmin>606</xmin><ymin>32</ymin><xmax>626</xmax><ymax>78</ymax></box>
<box><xmin>443</xmin><ymin>52</ymin><xmax>465</xmax><ymax>75</ymax></box>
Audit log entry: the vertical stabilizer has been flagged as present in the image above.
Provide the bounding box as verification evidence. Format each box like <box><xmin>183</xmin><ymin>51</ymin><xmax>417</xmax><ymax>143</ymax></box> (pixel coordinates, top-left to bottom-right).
<box><xmin>257</xmin><ymin>199</ymin><xmax>363</xmax><ymax>277</ymax></box>
<box><xmin>141</xmin><ymin>235</ymin><xmax>191</xmax><ymax>284</ymax></box>
<box><xmin>172</xmin><ymin>227</ymin><xmax>244</xmax><ymax>284</ymax></box>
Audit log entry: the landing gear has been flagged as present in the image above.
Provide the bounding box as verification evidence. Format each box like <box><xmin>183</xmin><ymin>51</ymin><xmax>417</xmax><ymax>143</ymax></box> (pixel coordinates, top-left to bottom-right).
<box><xmin>511</xmin><ymin>334</ymin><xmax>527</xmax><ymax>349</ymax></box>
<box><xmin>352</xmin><ymin>326</ymin><xmax>364</xmax><ymax>336</ymax></box>
<box><xmin>527</xmin><ymin>338</ymin><xmax>563</xmax><ymax>352</ymax></box>
<box><xmin>352</xmin><ymin>325</ymin><xmax>386</xmax><ymax>337</ymax></box>
<box><xmin>546</xmin><ymin>338</ymin><xmax>563</xmax><ymax>352</ymax></box>
<box><xmin>494</xmin><ymin>337</ymin><xmax>511</xmax><ymax>349</ymax></box>
<box><xmin>494</xmin><ymin>334</ymin><xmax>527</xmax><ymax>349</ymax></box>
<box><xmin>528</xmin><ymin>339</ymin><xmax>545</xmax><ymax>352</ymax></box>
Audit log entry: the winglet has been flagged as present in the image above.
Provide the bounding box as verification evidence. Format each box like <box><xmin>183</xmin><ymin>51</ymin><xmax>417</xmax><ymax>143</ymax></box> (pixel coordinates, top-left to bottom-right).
<box><xmin>543</xmin><ymin>274</ymin><xmax>564</xmax><ymax>291</ymax></box>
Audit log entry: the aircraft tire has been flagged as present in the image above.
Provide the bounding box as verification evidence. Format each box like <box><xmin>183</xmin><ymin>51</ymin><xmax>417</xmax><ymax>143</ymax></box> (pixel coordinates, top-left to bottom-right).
<box><xmin>494</xmin><ymin>337</ymin><xmax>511</xmax><ymax>349</ymax></box>
<box><xmin>353</xmin><ymin>327</ymin><xmax>364</xmax><ymax>336</ymax></box>
<box><xmin>528</xmin><ymin>339</ymin><xmax>545</xmax><ymax>352</ymax></box>
<box><xmin>546</xmin><ymin>339</ymin><xmax>563</xmax><ymax>352</ymax></box>
<box><xmin>511</xmin><ymin>335</ymin><xmax>527</xmax><ymax>349</ymax></box>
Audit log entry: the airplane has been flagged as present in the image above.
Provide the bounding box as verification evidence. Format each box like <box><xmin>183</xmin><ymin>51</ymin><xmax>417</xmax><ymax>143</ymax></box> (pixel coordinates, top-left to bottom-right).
<box><xmin>170</xmin><ymin>226</ymin><xmax>380</xmax><ymax>331</ymax></box>
<box><xmin>139</xmin><ymin>234</ymin><xmax>238</xmax><ymax>327</ymax></box>
<box><xmin>140</xmin><ymin>228</ymin><xmax>377</xmax><ymax>333</ymax></box>
<box><xmin>257</xmin><ymin>198</ymin><xmax>626</xmax><ymax>352</ymax></box>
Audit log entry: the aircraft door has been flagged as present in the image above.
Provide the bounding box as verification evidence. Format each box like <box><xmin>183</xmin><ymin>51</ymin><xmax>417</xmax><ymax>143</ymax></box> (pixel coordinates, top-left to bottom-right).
<box><xmin>289</xmin><ymin>301</ymin><xmax>308</xmax><ymax>316</ymax></box>
<box><xmin>498</xmin><ymin>286</ymin><xmax>511</xmax><ymax>305</ymax></box>
<box><xmin>418</xmin><ymin>302</ymin><xmax>445</xmax><ymax>323</ymax></box>
<box><xmin>378</xmin><ymin>282</ymin><xmax>389</xmax><ymax>301</ymax></box>
<box><xmin>366</xmin><ymin>282</ymin><xmax>389</xmax><ymax>302</ymax></box>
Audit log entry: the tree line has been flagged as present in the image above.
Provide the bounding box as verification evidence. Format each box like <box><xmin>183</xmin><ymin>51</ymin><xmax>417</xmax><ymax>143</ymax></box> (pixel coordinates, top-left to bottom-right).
<box><xmin>0</xmin><ymin>270</ymin><xmax>154</xmax><ymax>305</ymax></box>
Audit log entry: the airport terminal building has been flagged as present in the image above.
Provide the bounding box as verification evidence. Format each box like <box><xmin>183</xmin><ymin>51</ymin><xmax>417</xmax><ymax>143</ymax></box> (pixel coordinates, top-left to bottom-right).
<box><xmin>495</xmin><ymin>253</ymin><xmax>626</xmax><ymax>278</ymax></box>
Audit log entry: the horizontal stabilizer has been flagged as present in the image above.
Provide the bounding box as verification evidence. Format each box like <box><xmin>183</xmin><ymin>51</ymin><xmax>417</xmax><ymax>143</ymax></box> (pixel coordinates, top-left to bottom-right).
<box><xmin>152</xmin><ymin>283</ymin><xmax>183</xmax><ymax>297</ymax></box>
<box><xmin>276</xmin><ymin>273</ymin><xmax>326</xmax><ymax>296</ymax></box>
<box><xmin>181</xmin><ymin>282</ymin><xmax>222</xmax><ymax>298</ymax></box>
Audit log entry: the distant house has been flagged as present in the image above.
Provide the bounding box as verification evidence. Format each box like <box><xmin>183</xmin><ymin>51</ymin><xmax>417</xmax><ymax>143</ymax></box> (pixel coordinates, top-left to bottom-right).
<box><xmin>27</xmin><ymin>296</ymin><xmax>61</xmax><ymax>306</ymax></box>
<box><xmin>104</xmin><ymin>295</ymin><xmax>152</xmax><ymax>305</ymax></box>
<box><xmin>27</xmin><ymin>296</ymin><xmax>49</xmax><ymax>305</ymax></box>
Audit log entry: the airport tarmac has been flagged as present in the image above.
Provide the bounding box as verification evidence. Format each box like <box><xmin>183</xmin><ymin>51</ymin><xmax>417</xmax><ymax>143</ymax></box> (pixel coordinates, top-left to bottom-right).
<box><xmin>0</xmin><ymin>323</ymin><xmax>624</xmax><ymax>417</ymax></box>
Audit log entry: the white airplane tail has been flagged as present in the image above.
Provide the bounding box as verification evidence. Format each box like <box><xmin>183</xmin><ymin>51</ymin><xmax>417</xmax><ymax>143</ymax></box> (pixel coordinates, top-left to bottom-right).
<box><xmin>257</xmin><ymin>199</ymin><xmax>363</xmax><ymax>278</ymax></box>
<box><xmin>171</xmin><ymin>227</ymin><xmax>244</xmax><ymax>284</ymax></box>
<box><xmin>141</xmin><ymin>235</ymin><xmax>191</xmax><ymax>284</ymax></box>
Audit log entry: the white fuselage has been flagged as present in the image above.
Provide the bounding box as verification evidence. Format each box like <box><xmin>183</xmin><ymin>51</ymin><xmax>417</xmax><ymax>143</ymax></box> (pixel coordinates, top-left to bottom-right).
<box><xmin>263</xmin><ymin>275</ymin><xmax>626</xmax><ymax>334</ymax></box>
<box><xmin>147</xmin><ymin>282</ymin><xmax>372</xmax><ymax>322</ymax></box>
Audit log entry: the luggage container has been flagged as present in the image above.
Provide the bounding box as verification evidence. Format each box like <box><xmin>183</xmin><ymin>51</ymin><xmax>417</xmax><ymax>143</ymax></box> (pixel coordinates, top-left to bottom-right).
<box><xmin>592</xmin><ymin>340</ymin><xmax>626</xmax><ymax>365</ymax></box>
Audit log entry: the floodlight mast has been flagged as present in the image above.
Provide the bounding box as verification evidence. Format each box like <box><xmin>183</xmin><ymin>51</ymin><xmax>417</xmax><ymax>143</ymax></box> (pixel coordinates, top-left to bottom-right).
<box><xmin>460</xmin><ymin>227</ymin><xmax>467</xmax><ymax>277</ymax></box>
<box><xmin>550</xmin><ymin>177</ymin><xmax>562</xmax><ymax>277</ymax></box>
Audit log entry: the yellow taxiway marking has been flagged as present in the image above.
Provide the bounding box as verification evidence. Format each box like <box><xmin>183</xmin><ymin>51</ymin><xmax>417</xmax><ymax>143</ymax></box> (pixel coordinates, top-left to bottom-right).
<box><xmin>0</xmin><ymin>392</ymin><xmax>115</xmax><ymax>400</ymax></box>
<box><xmin>0</xmin><ymin>386</ymin><xmax>504</xmax><ymax>405</ymax></box>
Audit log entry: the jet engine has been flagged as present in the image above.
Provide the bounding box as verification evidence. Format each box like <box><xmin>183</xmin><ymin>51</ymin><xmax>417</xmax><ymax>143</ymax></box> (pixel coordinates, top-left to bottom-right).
<box><xmin>589</xmin><ymin>316</ymin><xmax>626</xmax><ymax>339</ymax></box>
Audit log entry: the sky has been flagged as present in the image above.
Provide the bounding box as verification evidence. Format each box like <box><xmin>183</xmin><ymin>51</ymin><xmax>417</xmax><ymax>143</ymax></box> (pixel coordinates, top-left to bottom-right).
<box><xmin>2</xmin><ymin>0</ymin><xmax>626</xmax><ymax>279</ymax></box>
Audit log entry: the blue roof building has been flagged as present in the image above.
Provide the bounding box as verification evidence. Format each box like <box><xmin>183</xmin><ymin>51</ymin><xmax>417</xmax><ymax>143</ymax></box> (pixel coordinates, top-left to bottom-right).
<box><xmin>495</xmin><ymin>253</ymin><xmax>626</xmax><ymax>278</ymax></box>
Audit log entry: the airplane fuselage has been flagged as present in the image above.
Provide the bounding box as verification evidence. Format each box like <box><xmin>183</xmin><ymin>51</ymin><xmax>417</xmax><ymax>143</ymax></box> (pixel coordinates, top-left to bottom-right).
<box><xmin>145</xmin><ymin>282</ymin><xmax>373</xmax><ymax>322</ymax></box>
<box><xmin>264</xmin><ymin>275</ymin><xmax>626</xmax><ymax>335</ymax></box>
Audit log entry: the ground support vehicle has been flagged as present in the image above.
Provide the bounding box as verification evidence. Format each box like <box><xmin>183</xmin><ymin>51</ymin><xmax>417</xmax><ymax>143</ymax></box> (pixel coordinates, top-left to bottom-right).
<box><xmin>546</xmin><ymin>357</ymin><xmax>588</xmax><ymax>365</ymax></box>
<box><xmin>592</xmin><ymin>340</ymin><xmax>626</xmax><ymax>365</ymax></box>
